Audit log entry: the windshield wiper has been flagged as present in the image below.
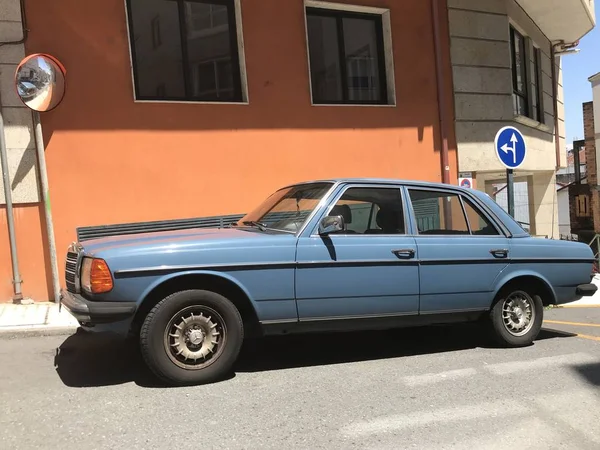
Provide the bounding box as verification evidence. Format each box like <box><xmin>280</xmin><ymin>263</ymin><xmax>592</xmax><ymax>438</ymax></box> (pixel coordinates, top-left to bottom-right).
<box><xmin>242</xmin><ymin>220</ymin><xmax>267</xmax><ymax>231</ymax></box>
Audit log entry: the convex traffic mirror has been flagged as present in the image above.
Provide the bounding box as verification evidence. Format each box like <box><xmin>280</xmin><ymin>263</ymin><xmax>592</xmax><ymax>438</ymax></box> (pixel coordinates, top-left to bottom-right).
<box><xmin>15</xmin><ymin>53</ymin><xmax>66</xmax><ymax>112</ymax></box>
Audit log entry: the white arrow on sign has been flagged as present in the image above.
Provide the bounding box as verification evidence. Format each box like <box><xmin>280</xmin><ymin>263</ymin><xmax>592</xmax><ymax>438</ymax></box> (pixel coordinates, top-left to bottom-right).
<box><xmin>500</xmin><ymin>133</ymin><xmax>518</xmax><ymax>165</ymax></box>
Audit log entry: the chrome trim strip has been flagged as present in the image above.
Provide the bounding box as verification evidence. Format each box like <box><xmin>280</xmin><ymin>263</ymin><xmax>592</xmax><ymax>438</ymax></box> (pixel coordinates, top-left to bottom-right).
<box><xmin>418</xmin><ymin>308</ymin><xmax>488</xmax><ymax>315</ymax></box>
<box><xmin>298</xmin><ymin>311</ymin><xmax>418</xmax><ymax>322</ymax></box>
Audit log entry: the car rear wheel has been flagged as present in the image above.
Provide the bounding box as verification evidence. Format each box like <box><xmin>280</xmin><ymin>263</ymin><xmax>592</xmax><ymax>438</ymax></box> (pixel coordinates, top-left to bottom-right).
<box><xmin>488</xmin><ymin>287</ymin><xmax>543</xmax><ymax>347</ymax></box>
<box><xmin>140</xmin><ymin>289</ymin><xmax>244</xmax><ymax>386</ymax></box>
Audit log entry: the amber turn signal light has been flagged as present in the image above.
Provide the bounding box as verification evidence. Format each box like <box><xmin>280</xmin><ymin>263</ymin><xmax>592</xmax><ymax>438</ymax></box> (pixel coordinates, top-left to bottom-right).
<box><xmin>89</xmin><ymin>258</ymin><xmax>113</xmax><ymax>294</ymax></box>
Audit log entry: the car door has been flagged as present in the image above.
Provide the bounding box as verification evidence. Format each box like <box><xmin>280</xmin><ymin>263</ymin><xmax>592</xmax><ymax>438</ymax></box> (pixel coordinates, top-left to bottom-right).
<box><xmin>295</xmin><ymin>184</ymin><xmax>420</xmax><ymax>321</ymax></box>
<box><xmin>406</xmin><ymin>186</ymin><xmax>511</xmax><ymax>314</ymax></box>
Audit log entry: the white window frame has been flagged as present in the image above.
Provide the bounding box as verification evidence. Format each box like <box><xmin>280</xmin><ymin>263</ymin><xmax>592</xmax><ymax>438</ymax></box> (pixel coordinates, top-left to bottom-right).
<box><xmin>303</xmin><ymin>0</ymin><xmax>397</xmax><ymax>107</ymax></box>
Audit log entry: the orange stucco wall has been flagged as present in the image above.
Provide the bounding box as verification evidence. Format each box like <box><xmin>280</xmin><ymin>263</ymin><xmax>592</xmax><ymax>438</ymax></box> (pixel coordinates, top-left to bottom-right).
<box><xmin>0</xmin><ymin>0</ymin><xmax>457</xmax><ymax>302</ymax></box>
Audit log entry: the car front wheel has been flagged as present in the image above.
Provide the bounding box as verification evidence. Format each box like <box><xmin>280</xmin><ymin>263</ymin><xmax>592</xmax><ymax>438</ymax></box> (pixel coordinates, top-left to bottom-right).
<box><xmin>489</xmin><ymin>287</ymin><xmax>543</xmax><ymax>347</ymax></box>
<box><xmin>140</xmin><ymin>289</ymin><xmax>244</xmax><ymax>386</ymax></box>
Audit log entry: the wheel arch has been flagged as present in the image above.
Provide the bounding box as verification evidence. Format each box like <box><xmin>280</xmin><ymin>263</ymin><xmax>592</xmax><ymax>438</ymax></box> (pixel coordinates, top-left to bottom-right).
<box><xmin>492</xmin><ymin>271</ymin><xmax>557</xmax><ymax>306</ymax></box>
<box><xmin>130</xmin><ymin>271</ymin><xmax>262</xmax><ymax>338</ymax></box>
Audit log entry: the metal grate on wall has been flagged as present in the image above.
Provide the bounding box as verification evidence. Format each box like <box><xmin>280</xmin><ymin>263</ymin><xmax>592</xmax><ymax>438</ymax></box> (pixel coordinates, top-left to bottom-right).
<box><xmin>74</xmin><ymin>211</ymin><xmax>319</xmax><ymax>242</ymax></box>
<box><xmin>76</xmin><ymin>214</ymin><xmax>246</xmax><ymax>242</ymax></box>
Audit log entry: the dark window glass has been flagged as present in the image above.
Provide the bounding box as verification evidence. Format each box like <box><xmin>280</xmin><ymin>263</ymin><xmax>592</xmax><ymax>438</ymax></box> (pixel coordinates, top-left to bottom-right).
<box><xmin>126</xmin><ymin>0</ymin><xmax>242</xmax><ymax>102</ymax></box>
<box><xmin>328</xmin><ymin>187</ymin><xmax>405</xmax><ymax>235</ymax></box>
<box><xmin>306</xmin><ymin>8</ymin><xmax>388</xmax><ymax>105</ymax></box>
<box><xmin>532</xmin><ymin>47</ymin><xmax>544</xmax><ymax>124</ymax></box>
<box><xmin>510</xmin><ymin>26</ymin><xmax>529</xmax><ymax>117</ymax></box>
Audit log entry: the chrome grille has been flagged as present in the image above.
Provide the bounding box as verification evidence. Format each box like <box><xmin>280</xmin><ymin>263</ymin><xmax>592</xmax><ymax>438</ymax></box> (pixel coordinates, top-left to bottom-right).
<box><xmin>65</xmin><ymin>251</ymin><xmax>79</xmax><ymax>293</ymax></box>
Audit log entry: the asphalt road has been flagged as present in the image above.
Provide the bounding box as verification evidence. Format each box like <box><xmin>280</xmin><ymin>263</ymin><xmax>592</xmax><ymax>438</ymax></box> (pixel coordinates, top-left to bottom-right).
<box><xmin>1</xmin><ymin>308</ymin><xmax>600</xmax><ymax>450</ymax></box>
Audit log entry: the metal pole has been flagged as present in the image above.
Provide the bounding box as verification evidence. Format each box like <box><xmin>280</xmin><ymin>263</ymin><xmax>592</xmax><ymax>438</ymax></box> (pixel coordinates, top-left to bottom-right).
<box><xmin>0</xmin><ymin>108</ymin><xmax>24</xmax><ymax>303</ymax></box>
<box><xmin>32</xmin><ymin>111</ymin><xmax>60</xmax><ymax>303</ymax></box>
<box><xmin>506</xmin><ymin>169</ymin><xmax>515</xmax><ymax>218</ymax></box>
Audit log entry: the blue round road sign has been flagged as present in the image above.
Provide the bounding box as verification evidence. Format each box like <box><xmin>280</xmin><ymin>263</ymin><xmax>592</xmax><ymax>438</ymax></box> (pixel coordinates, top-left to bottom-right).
<box><xmin>494</xmin><ymin>126</ymin><xmax>526</xmax><ymax>169</ymax></box>
<box><xmin>460</xmin><ymin>179</ymin><xmax>471</xmax><ymax>188</ymax></box>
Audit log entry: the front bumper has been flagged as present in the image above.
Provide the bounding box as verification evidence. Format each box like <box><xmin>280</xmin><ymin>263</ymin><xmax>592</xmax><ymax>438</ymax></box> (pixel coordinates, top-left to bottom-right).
<box><xmin>576</xmin><ymin>283</ymin><xmax>598</xmax><ymax>297</ymax></box>
<box><xmin>60</xmin><ymin>289</ymin><xmax>137</xmax><ymax>324</ymax></box>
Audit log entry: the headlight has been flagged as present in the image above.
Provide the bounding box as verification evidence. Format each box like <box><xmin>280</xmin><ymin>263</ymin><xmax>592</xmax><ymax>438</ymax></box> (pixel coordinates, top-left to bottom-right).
<box><xmin>81</xmin><ymin>257</ymin><xmax>113</xmax><ymax>294</ymax></box>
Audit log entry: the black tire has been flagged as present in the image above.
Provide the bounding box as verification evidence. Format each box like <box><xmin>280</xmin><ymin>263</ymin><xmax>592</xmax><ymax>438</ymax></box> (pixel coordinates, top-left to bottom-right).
<box><xmin>488</xmin><ymin>286</ymin><xmax>543</xmax><ymax>347</ymax></box>
<box><xmin>140</xmin><ymin>289</ymin><xmax>244</xmax><ymax>386</ymax></box>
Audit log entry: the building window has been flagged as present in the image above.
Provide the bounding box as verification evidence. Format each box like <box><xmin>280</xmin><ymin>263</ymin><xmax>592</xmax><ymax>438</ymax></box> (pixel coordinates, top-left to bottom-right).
<box><xmin>305</xmin><ymin>5</ymin><xmax>391</xmax><ymax>105</ymax></box>
<box><xmin>576</xmin><ymin>194</ymin><xmax>591</xmax><ymax>218</ymax></box>
<box><xmin>531</xmin><ymin>47</ymin><xmax>544</xmax><ymax>124</ymax></box>
<box><xmin>510</xmin><ymin>26</ymin><xmax>528</xmax><ymax>117</ymax></box>
<box><xmin>126</xmin><ymin>0</ymin><xmax>246</xmax><ymax>103</ymax></box>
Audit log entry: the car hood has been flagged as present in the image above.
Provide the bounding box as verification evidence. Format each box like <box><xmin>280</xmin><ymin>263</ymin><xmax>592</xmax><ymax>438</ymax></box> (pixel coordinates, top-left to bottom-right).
<box><xmin>80</xmin><ymin>227</ymin><xmax>285</xmax><ymax>255</ymax></box>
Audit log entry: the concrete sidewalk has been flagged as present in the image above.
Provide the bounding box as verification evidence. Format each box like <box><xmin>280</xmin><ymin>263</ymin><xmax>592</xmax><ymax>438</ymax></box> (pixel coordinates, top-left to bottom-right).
<box><xmin>0</xmin><ymin>302</ymin><xmax>79</xmax><ymax>336</ymax></box>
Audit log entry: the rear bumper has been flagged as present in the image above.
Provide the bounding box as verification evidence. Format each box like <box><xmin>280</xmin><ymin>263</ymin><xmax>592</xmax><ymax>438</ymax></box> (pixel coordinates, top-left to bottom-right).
<box><xmin>576</xmin><ymin>283</ymin><xmax>598</xmax><ymax>297</ymax></box>
<box><xmin>60</xmin><ymin>289</ymin><xmax>137</xmax><ymax>324</ymax></box>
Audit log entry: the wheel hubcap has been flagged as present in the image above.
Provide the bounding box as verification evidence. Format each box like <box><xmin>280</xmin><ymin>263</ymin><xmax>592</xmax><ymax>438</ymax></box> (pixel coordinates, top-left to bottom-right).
<box><xmin>502</xmin><ymin>291</ymin><xmax>535</xmax><ymax>337</ymax></box>
<box><xmin>164</xmin><ymin>306</ymin><xmax>226</xmax><ymax>370</ymax></box>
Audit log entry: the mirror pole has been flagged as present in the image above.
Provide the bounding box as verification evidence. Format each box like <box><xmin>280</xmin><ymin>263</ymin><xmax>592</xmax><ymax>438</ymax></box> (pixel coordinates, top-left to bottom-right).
<box><xmin>0</xmin><ymin>108</ymin><xmax>24</xmax><ymax>303</ymax></box>
<box><xmin>32</xmin><ymin>111</ymin><xmax>60</xmax><ymax>303</ymax></box>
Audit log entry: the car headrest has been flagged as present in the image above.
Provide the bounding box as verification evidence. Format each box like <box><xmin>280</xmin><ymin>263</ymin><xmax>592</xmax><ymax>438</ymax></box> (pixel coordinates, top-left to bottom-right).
<box><xmin>329</xmin><ymin>204</ymin><xmax>352</xmax><ymax>224</ymax></box>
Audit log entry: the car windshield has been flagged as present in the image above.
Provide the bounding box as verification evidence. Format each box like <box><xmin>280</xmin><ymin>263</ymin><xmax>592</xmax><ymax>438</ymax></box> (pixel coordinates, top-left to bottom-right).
<box><xmin>237</xmin><ymin>182</ymin><xmax>334</xmax><ymax>233</ymax></box>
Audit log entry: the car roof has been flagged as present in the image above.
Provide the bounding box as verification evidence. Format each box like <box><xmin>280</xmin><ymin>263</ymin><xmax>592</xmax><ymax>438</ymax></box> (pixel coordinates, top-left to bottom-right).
<box><xmin>281</xmin><ymin>178</ymin><xmax>529</xmax><ymax>237</ymax></box>
<box><xmin>286</xmin><ymin>178</ymin><xmax>469</xmax><ymax>192</ymax></box>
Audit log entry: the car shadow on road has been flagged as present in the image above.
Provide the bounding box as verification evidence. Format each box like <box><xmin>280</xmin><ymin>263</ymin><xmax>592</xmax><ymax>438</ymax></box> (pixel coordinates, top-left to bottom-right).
<box><xmin>53</xmin><ymin>325</ymin><xmax>575</xmax><ymax>388</ymax></box>
<box><xmin>571</xmin><ymin>362</ymin><xmax>600</xmax><ymax>387</ymax></box>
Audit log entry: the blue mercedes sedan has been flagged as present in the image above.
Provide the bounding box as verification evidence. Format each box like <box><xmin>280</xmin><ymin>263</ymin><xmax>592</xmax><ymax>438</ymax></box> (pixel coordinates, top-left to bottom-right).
<box><xmin>60</xmin><ymin>179</ymin><xmax>597</xmax><ymax>386</ymax></box>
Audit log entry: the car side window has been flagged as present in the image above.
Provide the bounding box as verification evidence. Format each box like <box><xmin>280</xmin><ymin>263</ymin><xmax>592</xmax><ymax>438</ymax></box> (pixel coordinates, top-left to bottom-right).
<box><xmin>408</xmin><ymin>189</ymin><xmax>500</xmax><ymax>236</ymax></box>
<box><xmin>327</xmin><ymin>187</ymin><xmax>405</xmax><ymax>235</ymax></box>
<box><xmin>462</xmin><ymin>197</ymin><xmax>500</xmax><ymax>236</ymax></box>
<box><xmin>408</xmin><ymin>189</ymin><xmax>469</xmax><ymax>235</ymax></box>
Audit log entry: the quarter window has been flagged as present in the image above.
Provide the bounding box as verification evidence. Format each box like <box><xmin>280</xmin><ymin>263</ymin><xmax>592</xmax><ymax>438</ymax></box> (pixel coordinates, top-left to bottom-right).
<box><xmin>408</xmin><ymin>190</ymin><xmax>498</xmax><ymax>236</ymax></box>
<box><xmin>306</xmin><ymin>7</ymin><xmax>389</xmax><ymax>105</ymax></box>
<box><xmin>327</xmin><ymin>187</ymin><xmax>405</xmax><ymax>234</ymax></box>
<box><xmin>126</xmin><ymin>0</ymin><xmax>245</xmax><ymax>102</ymax></box>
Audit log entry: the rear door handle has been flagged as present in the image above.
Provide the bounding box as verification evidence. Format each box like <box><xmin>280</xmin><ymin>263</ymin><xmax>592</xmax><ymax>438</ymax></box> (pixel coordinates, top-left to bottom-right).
<box><xmin>490</xmin><ymin>248</ymin><xmax>509</xmax><ymax>258</ymax></box>
<box><xmin>392</xmin><ymin>249</ymin><xmax>415</xmax><ymax>259</ymax></box>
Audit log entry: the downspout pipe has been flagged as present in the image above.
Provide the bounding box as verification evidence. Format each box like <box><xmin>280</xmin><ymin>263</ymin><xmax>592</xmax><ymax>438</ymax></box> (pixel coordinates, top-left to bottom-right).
<box><xmin>0</xmin><ymin>0</ymin><xmax>28</xmax><ymax>303</ymax></box>
<box><xmin>551</xmin><ymin>44</ymin><xmax>561</xmax><ymax>171</ymax></box>
<box><xmin>0</xmin><ymin>109</ymin><xmax>24</xmax><ymax>303</ymax></box>
<box><xmin>431</xmin><ymin>0</ymin><xmax>451</xmax><ymax>185</ymax></box>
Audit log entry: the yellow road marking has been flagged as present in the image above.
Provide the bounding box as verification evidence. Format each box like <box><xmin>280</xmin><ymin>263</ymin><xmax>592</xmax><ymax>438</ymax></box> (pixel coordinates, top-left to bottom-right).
<box><xmin>561</xmin><ymin>305</ymin><xmax>600</xmax><ymax>309</ymax></box>
<box><xmin>575</xmin><ymin>333</ymin><xmax>600</xmax><ymax>342</ymax></box>
<box><xmin>544</xmin><ymin>320</ymin><xmax>600</xmax><ymax>328</ymax></box>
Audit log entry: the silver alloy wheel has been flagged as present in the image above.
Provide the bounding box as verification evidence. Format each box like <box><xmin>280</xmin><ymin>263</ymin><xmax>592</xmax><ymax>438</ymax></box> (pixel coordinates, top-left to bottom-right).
<box><xmin>501</xmin><ymin>290</ymin><xmax>535</xmax><ymax>337</ymax></box>
<box><xmin>164</xmin><ymin>305</ymin><xmax>227</xmax><ymax>370</ymax></box>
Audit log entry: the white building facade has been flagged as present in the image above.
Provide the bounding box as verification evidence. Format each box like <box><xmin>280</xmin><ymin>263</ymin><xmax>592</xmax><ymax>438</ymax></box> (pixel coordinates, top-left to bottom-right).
<box><xmin>448</xmin><ymin>0</ymin><xmax>596</xmax><ymax>238</ymax></box>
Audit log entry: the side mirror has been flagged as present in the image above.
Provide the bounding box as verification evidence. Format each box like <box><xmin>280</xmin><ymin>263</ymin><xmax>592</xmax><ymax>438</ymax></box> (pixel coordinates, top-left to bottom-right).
<box><xmin>319</xmin><ymin>215</ymin><xmax>344</xmax><ymax>235</ymax></box>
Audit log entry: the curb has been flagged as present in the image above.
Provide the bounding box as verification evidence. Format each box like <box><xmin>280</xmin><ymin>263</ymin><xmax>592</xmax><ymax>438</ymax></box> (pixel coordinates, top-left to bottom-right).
<box><xmin>0</xmin><ymin>325</ymin><xmax>79</xmax><ymax>339</ymax></box>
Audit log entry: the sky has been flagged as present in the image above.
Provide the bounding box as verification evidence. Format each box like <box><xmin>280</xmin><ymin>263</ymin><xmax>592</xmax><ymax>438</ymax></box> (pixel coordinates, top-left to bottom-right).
<box><xmin>563</xmin><ymin>22</ymin><xmax>600</xmax><ymax>146</ymax></box>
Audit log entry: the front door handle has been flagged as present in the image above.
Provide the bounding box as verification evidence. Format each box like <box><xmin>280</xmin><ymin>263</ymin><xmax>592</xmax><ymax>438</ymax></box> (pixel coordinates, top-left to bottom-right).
<box><xmin>392</xmin><ymin>249</ymin><xmax>415</xmax><ymax>259</ymax></box>
<box><xmin>490</xmin><ymin>248</ymin><xmax>509</xmax><ymax>258</ymax></box>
